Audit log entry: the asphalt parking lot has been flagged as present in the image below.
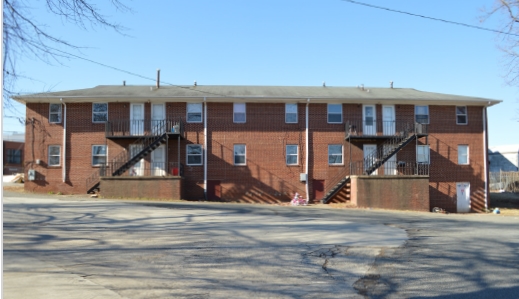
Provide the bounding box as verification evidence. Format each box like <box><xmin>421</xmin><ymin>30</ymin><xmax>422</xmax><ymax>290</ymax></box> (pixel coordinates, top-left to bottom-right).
<box><xmin>3</xmin><ymin>191</ymin><xmax>519</xmax><ymax>298</ymax></box>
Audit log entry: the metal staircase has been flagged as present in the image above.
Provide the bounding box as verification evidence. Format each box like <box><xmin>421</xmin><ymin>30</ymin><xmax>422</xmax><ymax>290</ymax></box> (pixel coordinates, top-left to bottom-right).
<box><xmin>321</xmin><ymin>176</ymin><xmax>351</xmax><ymax>204</ymax></box>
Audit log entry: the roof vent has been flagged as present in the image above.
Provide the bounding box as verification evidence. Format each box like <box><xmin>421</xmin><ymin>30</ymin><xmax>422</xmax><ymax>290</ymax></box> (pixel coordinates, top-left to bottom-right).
<box><xmin>123</xmin><ymin>80</ymin><xmax>126</xmax><ymax>86</ymax></box>
<box><xmin>194</xmin><ymin>80</ymin><xmax>197</xmax><ymax>87</ymax></box>
<box><xmin>156</xmin><ymin>69</ymin><xmax>160</xmax><ymax>89</ymax></box>
<box><xmin>322</xmin><ymin>81</ymin><xmax>326</xmax><ymax>87</ymax></box>
<box><xmin>390</xmin><ymin>81</ymin><xmax>394</xmax><ymax>89</ymax></box>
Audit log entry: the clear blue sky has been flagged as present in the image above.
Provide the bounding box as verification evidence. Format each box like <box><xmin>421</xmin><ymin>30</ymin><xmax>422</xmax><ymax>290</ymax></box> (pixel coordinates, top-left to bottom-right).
<box><xmin>3</xmin><ymin>0</ymin><xmax>518</xmax><ymax>147</ymax></box>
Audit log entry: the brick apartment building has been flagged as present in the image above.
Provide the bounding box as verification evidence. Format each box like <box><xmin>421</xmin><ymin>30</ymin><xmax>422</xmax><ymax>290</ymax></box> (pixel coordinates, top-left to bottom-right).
<box><xmin>14</xmin><ymin>84</ymin><xmax>500</xmax><ymax>212</ymax></box>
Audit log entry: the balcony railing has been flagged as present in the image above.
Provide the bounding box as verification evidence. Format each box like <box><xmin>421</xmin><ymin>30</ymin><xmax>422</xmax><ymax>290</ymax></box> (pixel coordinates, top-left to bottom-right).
<box><xmin>99</xmin><ymin>162</ymin><xmax>184</xmax><ymax>177</ymax></box>
<box><xmin>105</xmin><ymin>118</ymin><xmax>185</xmax><ymax>138</ymax></box>
<box><xmin>345</xmin><ymin>121</ymin><xmax>428</xmax><ymax>139</ymax></box>
<box><xmin>349</xmin><ymin>161</ymin><xmax>429</xmax><ymax>176</ymax></box>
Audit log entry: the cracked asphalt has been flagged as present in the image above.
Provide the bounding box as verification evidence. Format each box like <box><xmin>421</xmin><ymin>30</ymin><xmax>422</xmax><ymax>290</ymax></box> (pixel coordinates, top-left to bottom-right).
<box><xmin>3</xmin><ymin>191</ymin><xmax>519</xmax><ymax>298</ymax></box>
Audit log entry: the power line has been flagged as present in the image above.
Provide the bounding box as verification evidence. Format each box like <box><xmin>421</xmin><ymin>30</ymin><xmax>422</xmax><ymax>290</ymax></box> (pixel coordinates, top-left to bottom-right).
<box><xmin>342</xmin><ymin>0</ymin><xmax>519</xmax><ymax>37</ymax></box>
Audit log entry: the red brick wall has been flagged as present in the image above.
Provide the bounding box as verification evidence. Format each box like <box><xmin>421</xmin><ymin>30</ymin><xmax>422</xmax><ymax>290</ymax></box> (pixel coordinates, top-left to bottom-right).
<box><xmin>100</xmin><ymin>176</ymin><xmax>182</xmax><ymax>199</ymax></box>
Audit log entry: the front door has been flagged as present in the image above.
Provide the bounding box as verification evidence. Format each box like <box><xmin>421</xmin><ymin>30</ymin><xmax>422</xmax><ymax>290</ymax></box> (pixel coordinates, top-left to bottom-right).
<box><xmin>364</xmin><ymin>144</ymin><xmax>378</xmax><ymax>175</ymax></box>
<box><xmin>151</xmin><ymin>145</ymin><xmax>166</xmax><ymax>176</ymax></box>
<box><xmin>129</xmin><ymin>145</ymin><xmax>144</xmax><ymax>176</ymax></box>
<box><xmin>383</xmin><ymin>144</ymin><xmax>397</xmax><ymax>175</ymax></box>
<box><xmin>130</xmin><ymin>103</ymin><xmax>144</xmax><ymax>136</ymax></box>
<box><xmin>312</xmin><ymin>180</ymin><xmax>325</xmax><ymax>201</ymax></box>
<box><xmin>382</xmin><ymin>105</ymin><xmax>395</xmax><ymax>135</ymax></box>
<box><xmin>207</xmin><ymin>180</ymin><xmax>221</xmax><ymax>201</ymax></box>
<box><xmin>363</xmin><ymin>105</ymin><xmax>376</xmax><ymax>135</ymax></box>
<box><xmin>151</xmin><ymin>103</ymin><xmax>165</xmax><ymax>134</ymax></box>
<box><xmin>456</xmin><ymin>182</ymin><xmax>471</xmax><ymax>213</ymax></box>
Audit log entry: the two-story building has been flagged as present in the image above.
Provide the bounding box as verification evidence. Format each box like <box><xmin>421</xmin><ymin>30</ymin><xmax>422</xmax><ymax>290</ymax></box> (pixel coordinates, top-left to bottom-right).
<box><xmin>13</xmin><ymin>83</ymin><xmax>500</xmax><ymax>212</ymax></box>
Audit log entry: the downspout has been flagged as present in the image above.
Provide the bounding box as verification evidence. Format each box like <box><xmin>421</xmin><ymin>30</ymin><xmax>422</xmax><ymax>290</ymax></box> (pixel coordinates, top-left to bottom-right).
<box><xmin>204</xmin><ymin>97</ymin><xmax>207</xmax><ymax>200</ymax></box>
<box><xmin>483</xmin><ymin>106</ymin><xmax>488</xmax><ymax>210</ymax></box>
<box><xmin>60</xmin><ymin>98</ymin><xmax>67</xmax><ymax>183</ymax></box>
<box><xmin>305</xmin><ymin>99</ymin><xmax>310</xmax><ymax>200</ymax></box>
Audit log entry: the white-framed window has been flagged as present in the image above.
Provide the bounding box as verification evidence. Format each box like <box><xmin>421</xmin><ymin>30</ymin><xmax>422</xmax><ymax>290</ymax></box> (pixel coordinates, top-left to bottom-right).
<box><xmin>415</xmin><ymin>106</ymin><xmax>429</xmax><ymax>124</ymax></box>
<box><xmin>92</xmin><ymin>103</ymin><xmax>108</xmax><ymax>123</ymax></box>
<box><xmin>328</xmin><ymin>144</ymin><xmax>343</xmax><ymax>165</ymax></box>
<box><xmin>49</xmin><ymin>104</ymin><xmax>62</xmax><ymax>123</ymax></box>
<box><xmin>187</xmin><ymin>103</ymin><xmax>203</xmax><ymax>123</ymax></box>
<box><xmin>327</xmin><ymin>104</ymin><xmax>342</xmax><ymax>123</ymax></box>
<box><xmin>286</xmin><ymin>145</ymin><xmax>298</xmax><ymax>165</ymax></box>
<box><xmin>48</xmin><ymin>145</ymin><xmax>61</xmax><ymax>166</ymax></box>
<box><xmin>187</xmin><ymin>144</ymin><xmax>203</xmax><ymax>165</ymax></box>
<box><xmin>92</xmin><ymin>145</ymin><xmax>107</xmax><ymax>166</ymax></box>
<box><xmin>285</xmin><ymin>103</ymin><xmax>298</xmax><ymax>123</ymax></box>
<box><xmin>416</xmin><ymin>145</ymin><xmax>430</xmax><ymax>164</ymax></box>
<box><xmin>234</xmin><ymin>103</ymin><xmax>246</xmax><ymax>123</ymax></box>
<box><xmin>234</xmin><ymin>144</ymin><xmax>246</xmax><ymax>165</ymax></box>
<box><xmin>456</xmin><ymin>106</ymin><xmax>468</xmax><ymax>125</ymax></box>
<box><xmin>458</xmin><ymin>145</ymin><xmax>469</xmax><ymax>165</ymax></box>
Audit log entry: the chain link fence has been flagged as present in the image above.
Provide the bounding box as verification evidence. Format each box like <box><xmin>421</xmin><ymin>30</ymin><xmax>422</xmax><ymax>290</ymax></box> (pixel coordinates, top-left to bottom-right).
<box><xmin>489</xmin><ymin>172</ymin><xmax>519</xmax><ymax>192</ymax></box>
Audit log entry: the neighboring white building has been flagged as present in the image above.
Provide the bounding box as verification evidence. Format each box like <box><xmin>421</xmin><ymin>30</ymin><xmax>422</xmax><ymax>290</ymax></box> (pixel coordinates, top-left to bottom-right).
<box><xmin>489</xmin><ymin>145</ymin><xmax>519</xmax><ymax>172</ymax></box>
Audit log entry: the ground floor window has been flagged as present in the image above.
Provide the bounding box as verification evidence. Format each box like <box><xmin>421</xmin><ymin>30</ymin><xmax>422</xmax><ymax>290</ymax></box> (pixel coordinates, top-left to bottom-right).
<box><xmin>416</xmin><ymin>145</ymin><xmax>430</xmax><ymax>164</ymax></box>
<box><xmin>328</xmin><ymin>145</ymin><xmax>343</xmax><ymax>165</ymax></box>
<box><xmin>48</xmin><ymin>145</ymin><xmax>61</xmax><ymax>166</ymax></box>
<box><xmin>187</xmin><ymin>144</ymin><xmax>203</xmax><ymax>165</ymax></box>
<box><xmin>234</xmin><ymin>144</ymin><xmax>246</xmax><ymax>165</ymax></box>
<box><xmin>286</xmin><ymin>145</ymin><xmax>298</xmax><ymax>165</ymax></box>
<box><xmin>458</xmin><ymin>145</ymin><xmax>469</xmax><ymax>165</ymax></box>
<box><xmin>92</xmin><ymin>145</ymin><xmax>107</xmax><ymax>166</ymax></box>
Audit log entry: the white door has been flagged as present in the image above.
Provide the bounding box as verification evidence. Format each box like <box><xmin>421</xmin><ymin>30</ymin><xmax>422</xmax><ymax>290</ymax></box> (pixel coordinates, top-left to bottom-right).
<box><xmin>456</xmin><ymin>182</ymin><xmax>471</xmax><ymax>213</ymax></box>
<box><xmin>151</xmin><ymin>145</ymin><xmax>166</xmax><ymax>176</ymax></box>
<box><xmin>382</xmin><ymin>105</ymin><xmax>395</xmax><ymax>135</ymax></box>
<box><xmin>130</xmin><ymin>103</ymin><xmax>144</xmax><ymax>136</ymax></box>
<box><xmin>363</xmin><ymin>105</ymin><xmax>376</xmax><ymax>135</ymax></box>
<box><xmin>384</xmin><ymin>144</ymin><xmax>397</xmax><ymax>175</ymax></box>
<box><xmin>129</xmin><ymin>145</ymin><xmax>144</xmax><ymax>176</ymax></box>
<box><xmin>151</xmin><ymin>103</ymin><xmax>165</xmax><ymax>134</ymax></box>
<box><xmin>364</xmin><ymin>144</ymin><xmax>378</xmax><ymax>175</ymax></box>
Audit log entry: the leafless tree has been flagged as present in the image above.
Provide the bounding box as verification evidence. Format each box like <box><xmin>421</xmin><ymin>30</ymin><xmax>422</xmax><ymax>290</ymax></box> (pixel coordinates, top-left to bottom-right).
<box><xmin>2</xmin><ymin>0</ymin><xmax>130</xmax><ymax>110</ymax></box>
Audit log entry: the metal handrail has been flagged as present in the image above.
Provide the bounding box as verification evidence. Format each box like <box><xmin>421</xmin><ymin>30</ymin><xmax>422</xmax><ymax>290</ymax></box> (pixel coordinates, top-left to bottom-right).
<box><xmin>349</xmin><ymin>161</ymin><xmax>429</xmax><ymax>176</ymax></box>
<box><xmin>345</xmin><ymin>120</ymin><xmax>428</xmax><ymax>138</ymax></box>
<box><xmin>105</xmin><ymin>118</ymin><xmax>185</xmax><ymax>138</ymax></box>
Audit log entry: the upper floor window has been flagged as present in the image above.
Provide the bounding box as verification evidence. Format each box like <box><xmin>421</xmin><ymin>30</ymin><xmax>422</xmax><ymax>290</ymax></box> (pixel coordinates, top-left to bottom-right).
<box><xmin>286</xmin><ymin>145</ymin><xmax>298</xmax><ymax>165</ymax></box>
<box><xmin>7</xmin><ymin>149</ymin><xmax>22</xmax><ymax>164</ymax></box>
<box><xmin>415</xmin><ymin>106</ymin><xmax>429</xmax><ymax>124</ymax></box>
<box><xmin>49</xmin><ymin>104</ymin><xmax>62</xmax><ymax>123</ymax></box>
<box><xmin>93</xmin><ymin>103</ymin><xmax>108</xmax><ymax>123</ymax></box>
<box><xmin>456</xmin><ymin>106</ymin><xmax>468</xmax><ymax>125</ymax></box>
<box><xmin>328</xmin><ymin>144</ymin><xmax>343</xmax><ymax>165</ymax></box>
<box><xmin>285</xmin><ymin>103</ymin><xmax>298</xmax><ymax>123</ymax></box>
<box><xmin>187</xmin><ymin>103</ymin><xmax>203</xmax><ymax>123</ymax></box>
<box><xmin>234</xmin><ymin>144</ymin><xmax>246</xmax><ymax>165</ymax></box>
<box><xmin>234</xmin><ymin>103</ymin><xmax>246</xmax><ymax>123</ymax></box>
<box><xmin>327</xmin><ymin>104</ymin><xmax>342</xmax><ymax>123</ymax></box>
<box><xmin>458</xmin><ymin>145</ymin><xmax>469</xmax><ymax>165</ymax></box>
<box><xmin>416</xmin><ymin>145</ymin><xmax>430</xmax><ymax>164</ymax></box>
<box><xmin>48</xmin><ymin>145</ymin><xmax>61</xmax><ymax>166</ymax></box>
<box><xmin>92</xmin><ymin>145</ymin><xmax>107</xmax><ymax>166</ymax></box>
<box><xmin>187</xmin><ymin>144</ymin><xmax>203</xmax><ymax>165</ymax></box>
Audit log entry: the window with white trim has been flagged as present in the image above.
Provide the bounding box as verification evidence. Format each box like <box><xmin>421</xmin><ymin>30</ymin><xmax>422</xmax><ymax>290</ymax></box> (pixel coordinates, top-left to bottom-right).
<box><xmin>456</xmin><ymin>106</ymin><xmax>467</xmax><ymax>125</ymax></box>
<box><xmin>187</xmin><ymin>144</ymin><xmax>203</xmax><ymax>165</ymax></box>
<box><xmin>285</xmin><ymin>103</ymin><xmax>298</xmax><ymax>123</ymax></box>
<box><xmin>234</xmin><ymin>103</ymin><xmax>246</xmax><ymax>123</ymax></box>
<box><xmin>92</xmin><ymin>145</ymin><xmax>107</xmax><ymax>166</ymax></box>
<box><xmin>416</xmin><ymin>145</ymin><xmax>430</xmax><ymax>164</ymax></box>
<box><xmin>328</xmin><ymin>145</ymin><xmax>343</xmax><ymax>165</ymax></box>
<box><xmin>327</xmin><ymin>104</ymin><xmax>342</xmax><ymax>123</ymax></box>
<box><xmin>415</xmin><ymin>106</ymin><xmax>429</xmax><ymax>124</ymax></box>
<box><xmin>458</xmin><ymin>145</ymin><xmax>469</xmax><ymax>165</ymax></box>
<box><xmin>286</xmin><ymin>145</ymin><xmax>298</xmax><ymax>165</ymax></box>
<box><xmin>48</xmin><ymin>145</ymin><xmax>61</xmax><ymax>166</ymax></box>
<box><xmin>187</xmin><ymin>103</ymin><xmax>203</xmax><ymax>123</ymax></box>
<box><xmin>93</xmin><ymin>103</ymin><xmax>108</xmax><ymax>123</ymax></box>
<box><xmin>49</xmin><ymin>104</ymin><xmax>62</xmax><ymax>123</ymax></box>
<box><xmin>234</xmin><ymin>144</ymin><xmax>246</xmax><ymax>165</ymax></box>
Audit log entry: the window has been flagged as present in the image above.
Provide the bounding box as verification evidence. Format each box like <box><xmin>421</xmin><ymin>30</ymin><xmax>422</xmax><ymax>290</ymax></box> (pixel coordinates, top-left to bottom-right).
<box><xmin>234</xmin><ymin>144</ymin><xmax>246</xmax><ymax>165</ymax></box>
<box><xmin>458</xmin><ymin>145</ymin><xmax>469</xmax><ymax>165</ymax></box>
<box><xmin>328</xmin><ymin>145</ymin><xmax>343</xmax><ymax>165</ymax></box>
<box><xmin>456</xmin><ymin>106</ymin><xmax>467</xmax><ymax>125</ymax></box>
<box><xmin>93</xmin><ymin>103</ymin><xmax>108</xmax><ymax>123</ymax></box>
<box><xmin>7</xmin><ymin>149</ymin><xmax>22</xmax><ymax>164</ymax></box>
<box><xmin>49</xmin><ymin>104</ymin><xmax>62</xmax><ymax>123</ymax></box>
<box><xmin>415</xmin><ymin>106</ymin><xmax>429</xmax><ymax>124</ymax></box>
<box><xmin>285</xmin><ymin>103</ymin><xmax>298</xmax><ymax>123</ymax></box>
<box><xmin>187</xmin><ymin>103</ymin><xmax>203</xmax><ymax>123</ymax></box>
<box><xmin>92</xmin><ymin>145</ymin><xmax>107</xmax><ymax>166</ymax></box>
<box><xmin>328</xmin><ymin>104</ymin><xmax>342</xmax><ymax>123</ymax></box>
<box><xmin>416</xmin><ymin>145</ymin><xmax>430</xmax><ymax>164</ymax></box>
<box><xmin>187</xmin><ymin>144</ymin><xmax>203</xmax><ymax>165</ymax></box>
<box><xmin>48</xmin><ymin>145</ymin><xmax>61</xmax><ymax>166</ymax></box>
<box><xmin>234</xmin><ymin>103</ymin><xmax>246</xmax><ymax>123</ymax></box>
<box><xmin>286</xmin><ymin>145</ymin><xmax>298</xmax><ymax>165</ymax></box>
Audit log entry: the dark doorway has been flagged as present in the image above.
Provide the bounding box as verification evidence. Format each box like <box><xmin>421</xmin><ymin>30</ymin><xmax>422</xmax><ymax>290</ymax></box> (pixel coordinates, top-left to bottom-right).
<box><xmin>312</xmin><ymin>180</ymin><xmax>325</xmax><ymax>201</ymax></box>
<box><xmin>207</xmin><ymin>180</ymin><xmax>221</xmax><ymax>201</ymax></box>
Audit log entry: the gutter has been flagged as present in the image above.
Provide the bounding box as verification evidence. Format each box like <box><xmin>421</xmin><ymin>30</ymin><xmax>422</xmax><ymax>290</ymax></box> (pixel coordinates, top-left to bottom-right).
<box><xmin>305</xmin><ymin>99</ymin><xmax>310</xmax><ymax>200</ymax></box>
<box><xmin>60</xmin><ymin>98</ymin><xmax>67</xmax><ymax>183</ymax></box>
<box><xmin>204</xmin><ymin>97</ymin><xmax>207</xmax><ymax>200</ymax></box>
<box><xmin>483</xmin><ymin>107</ymin><xmax>488</xmax><ymax>210</ymax></box>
